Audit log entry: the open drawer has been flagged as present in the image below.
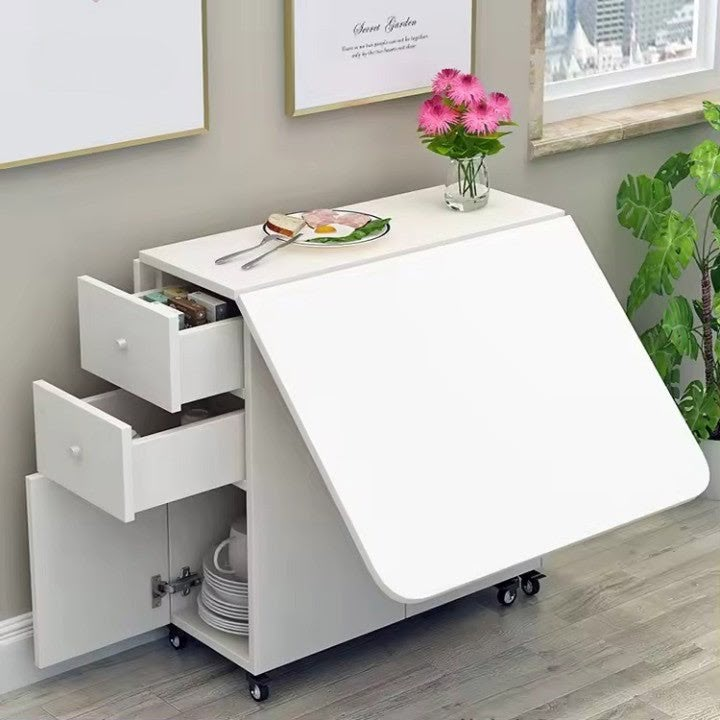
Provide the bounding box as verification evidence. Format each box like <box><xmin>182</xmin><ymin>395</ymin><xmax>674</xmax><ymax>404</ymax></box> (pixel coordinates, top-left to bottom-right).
<box><xmin>78</xmin><ymin>276</ymin><xmax>244</xmax><ymax>413</ymax></box>
<box><xmin>33</xmin><ymin>381</ymin><xmax>246</xmax><ymax>522</ymax></box>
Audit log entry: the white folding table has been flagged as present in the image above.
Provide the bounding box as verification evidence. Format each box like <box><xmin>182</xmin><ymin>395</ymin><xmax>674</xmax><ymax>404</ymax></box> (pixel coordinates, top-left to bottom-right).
<box><xmin>25</xmin><ymin>187</ymin><xmax>707</xmax><ymax>702</ymax></box>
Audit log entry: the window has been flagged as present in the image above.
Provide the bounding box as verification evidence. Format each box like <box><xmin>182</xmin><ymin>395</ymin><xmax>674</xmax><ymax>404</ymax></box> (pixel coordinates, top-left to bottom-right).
<box><xmin>543</xmin><ymin>0</ymin><xmax>720</xmax><ymax>122</ymax></box>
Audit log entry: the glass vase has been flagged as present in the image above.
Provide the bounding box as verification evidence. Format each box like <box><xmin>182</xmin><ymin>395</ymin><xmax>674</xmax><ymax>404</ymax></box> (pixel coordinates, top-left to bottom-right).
<box><xmin>444</xmin><ymin>155</ymin><xmax>489</xmax><ymax>212</ymax></box>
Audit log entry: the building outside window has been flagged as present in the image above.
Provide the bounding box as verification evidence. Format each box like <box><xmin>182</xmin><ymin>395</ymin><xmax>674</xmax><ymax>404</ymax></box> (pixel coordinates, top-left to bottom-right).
<box><xmin>543</xmin><ymin>0</ymin><xmax>720</xmax><ymax>122</ymax></box>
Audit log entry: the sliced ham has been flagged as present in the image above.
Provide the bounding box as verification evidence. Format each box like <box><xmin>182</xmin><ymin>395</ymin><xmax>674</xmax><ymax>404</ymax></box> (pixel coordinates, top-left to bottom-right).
<box><xmin>303</xmin><ymin>209</ymin><xmax>340</xmax><ymax>228</ymax></box>
<box><xmin>336</xmin><ymin>212</ymin><xmax>372</xmax><ymax>229</ymax></box>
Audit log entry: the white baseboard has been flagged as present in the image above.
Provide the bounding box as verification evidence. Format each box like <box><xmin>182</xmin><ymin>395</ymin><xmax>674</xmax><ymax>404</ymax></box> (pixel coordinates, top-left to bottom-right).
<box><xmin>0</xmin><ymin>613</ymin><xmax>165</xmax><ymax>696</ymax></box>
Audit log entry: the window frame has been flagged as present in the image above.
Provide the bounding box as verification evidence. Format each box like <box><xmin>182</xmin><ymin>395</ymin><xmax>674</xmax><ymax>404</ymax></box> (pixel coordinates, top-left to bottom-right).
<box><xmin>541</xmin><ymin>0</ymin><xmax>720</xmax><ymax>124</ymax></box>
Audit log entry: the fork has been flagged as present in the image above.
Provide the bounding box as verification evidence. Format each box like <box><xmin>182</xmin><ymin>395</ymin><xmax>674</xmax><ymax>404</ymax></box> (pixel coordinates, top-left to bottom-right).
<box><xmin>241</xmin><ymin>226</ymin><xmax>306</xmax><ymax>270</ymax></box>
<box><xmin>215</xmin><ymin>235</ymin><xmax>283</xmax><ymax>265</ymax></box>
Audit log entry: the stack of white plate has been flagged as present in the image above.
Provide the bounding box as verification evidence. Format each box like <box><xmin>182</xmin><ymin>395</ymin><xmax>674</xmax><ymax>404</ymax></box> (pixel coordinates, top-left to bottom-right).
<box><xmin>198</xmin><ymin>550</ymin><xmax>248</xmax><ymax>636</ymax></box>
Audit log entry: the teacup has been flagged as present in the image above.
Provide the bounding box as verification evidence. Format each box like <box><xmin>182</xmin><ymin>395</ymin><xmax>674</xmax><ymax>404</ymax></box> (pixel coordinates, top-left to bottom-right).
<box><xmin>213</xmin><ymin>519</ymin><xmax>248</xmax><ymax>580</ymax></box>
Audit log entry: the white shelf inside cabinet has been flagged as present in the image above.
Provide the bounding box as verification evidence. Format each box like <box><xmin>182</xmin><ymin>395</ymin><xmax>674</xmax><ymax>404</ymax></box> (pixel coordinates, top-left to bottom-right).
<box><xmin>171</xmin><ymin>607</ymin><xmax>250</xmax><ymax>668</ymax></box>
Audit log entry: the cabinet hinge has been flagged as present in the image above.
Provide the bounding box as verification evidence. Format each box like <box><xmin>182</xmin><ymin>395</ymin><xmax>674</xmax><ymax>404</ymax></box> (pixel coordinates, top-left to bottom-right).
<box><xmin>151</xmin><ymin>566</ymin><xmax>201</xmax><ymax>608</ymax></box>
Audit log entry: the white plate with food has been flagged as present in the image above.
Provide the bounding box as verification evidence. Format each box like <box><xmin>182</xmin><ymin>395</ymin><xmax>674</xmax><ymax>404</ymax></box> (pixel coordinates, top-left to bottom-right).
<box><xmin>263</xmin><ymin>209</ymin><xmax>391</xmax><ymax>248</ymax></box>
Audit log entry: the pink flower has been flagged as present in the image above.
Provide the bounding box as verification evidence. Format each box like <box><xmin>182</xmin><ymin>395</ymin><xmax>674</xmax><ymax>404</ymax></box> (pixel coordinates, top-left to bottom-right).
<box><xmin>418</xmin><ymin>96</ymin><xmax>459</xmax><ymax>135</ymax></box>
<box><xmin>448</xmin><ymin>73</ymin><xmax>485</xmax><ymax>105</ymax></box>
<box><xmin>486</xmin><ymin>92</ymin><xmax>512</xmax><ymax>121</ymax></box>
<box><xmin>462</xmin><ymin>101</ymin><xmax>499</xmax><ymax>135</ymax></box>
<box><xmin>432</xmin><ymin>68</ymin><xmax>460</xmax><ymax>94</ymax></box>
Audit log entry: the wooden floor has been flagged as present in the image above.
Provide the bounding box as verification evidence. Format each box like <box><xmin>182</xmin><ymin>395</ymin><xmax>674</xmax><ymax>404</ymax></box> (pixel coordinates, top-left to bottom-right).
<box><xmin>2</xmin><ymin>498</ymin><xmax>719</xmax><ymax>720</ymax></box>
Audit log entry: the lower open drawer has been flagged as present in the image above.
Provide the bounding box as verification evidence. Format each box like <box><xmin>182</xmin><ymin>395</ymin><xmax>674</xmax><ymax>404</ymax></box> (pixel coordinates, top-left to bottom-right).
<box><xmin>33</xmin><ymin>381</ymin><xmax>245</xmax><ymax>522</ymax></box>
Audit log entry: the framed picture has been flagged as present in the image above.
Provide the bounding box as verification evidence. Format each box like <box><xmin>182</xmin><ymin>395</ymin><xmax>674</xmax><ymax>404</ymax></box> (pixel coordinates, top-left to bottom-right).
<box><xmin>0</xmin><ymin>0</ymin><xmax>207</xmax><ymax>171</ymax></box>
<box><xmin>285</xmin><ymin>0</ymin><xmax>476</xmax><ymax>117</ymax></box>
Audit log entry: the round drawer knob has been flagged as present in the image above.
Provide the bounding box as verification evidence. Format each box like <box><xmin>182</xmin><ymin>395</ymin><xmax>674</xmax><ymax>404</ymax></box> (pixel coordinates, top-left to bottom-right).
<box><xmin>68</xmin><ymin>445</ymin><xmax>82</xmax><ymax>460</ymax></box>
<box><xmin>116</xmin><ymin>338</ymin><xmax>128</xmax><ymax>351</ymax></box>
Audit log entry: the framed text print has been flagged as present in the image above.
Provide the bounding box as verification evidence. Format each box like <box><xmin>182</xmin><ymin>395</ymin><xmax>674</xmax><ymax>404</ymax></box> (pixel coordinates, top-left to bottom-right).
<box><xmin>285</xmin><ymin>0</ymin><xmax>475</xmax><ymax>116</ymax></box>
<box><xmin>0</xmin><ymin>0</ymin><xmax>207</xmax><ymax>170</ymax></box>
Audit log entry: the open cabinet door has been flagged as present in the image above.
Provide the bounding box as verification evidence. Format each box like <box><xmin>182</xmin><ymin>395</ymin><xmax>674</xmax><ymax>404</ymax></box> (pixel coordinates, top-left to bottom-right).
<box><xmin>239</xmin><ymin>215</ymin><xmax>708</xmax><ymax>605</ymax></box>
<box><xmin>26</xmin><ymin>475</ymin><xmax>170</xmax><ymax>667</ymax></box>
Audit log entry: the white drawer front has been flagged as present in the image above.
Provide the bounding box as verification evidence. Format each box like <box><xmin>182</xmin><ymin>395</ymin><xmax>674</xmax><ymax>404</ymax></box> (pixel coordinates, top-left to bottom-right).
<box><xmin>33</xmin><ymin>381</ymin><xmax>245</xmax><ymax>522</ymax></box>
<box><xmin>79</xmin><ymin>276</ymin><xmax>243</xmax><ymax>412</ymax></box>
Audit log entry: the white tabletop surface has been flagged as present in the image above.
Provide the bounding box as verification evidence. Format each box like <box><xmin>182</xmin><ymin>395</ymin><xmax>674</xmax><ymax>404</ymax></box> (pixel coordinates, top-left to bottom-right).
<box><xmin>239</xmin><ymin>216</ymin><xmax>708</xmax><ymax>603</ymax></box>
<box><xmin>139</xmin><ymin>186</ymin><xmax>563</xmax><ymax>299</ymax></box>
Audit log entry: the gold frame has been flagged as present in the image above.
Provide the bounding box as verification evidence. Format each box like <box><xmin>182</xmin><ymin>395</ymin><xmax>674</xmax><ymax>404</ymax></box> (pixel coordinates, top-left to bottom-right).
<box><xmin>0</xmin><ymin>0</ymin><xmax>209</xmax><ymax>171</ymax></box>
<box><xmin>285</xmin><ymin>0</ymin><xmax>477</xmax><ymax>117</ymax></box>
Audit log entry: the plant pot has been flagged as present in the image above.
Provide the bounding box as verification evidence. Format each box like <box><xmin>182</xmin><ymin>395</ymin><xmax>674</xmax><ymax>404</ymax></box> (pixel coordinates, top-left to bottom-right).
<box><xmin>700</xmin><ymin>439</ymin><xmax>720</xmax><ymax>500</ymax></box>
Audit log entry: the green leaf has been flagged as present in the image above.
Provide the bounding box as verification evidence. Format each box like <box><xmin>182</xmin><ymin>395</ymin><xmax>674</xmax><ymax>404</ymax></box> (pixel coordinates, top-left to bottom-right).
<box><xmin>626</xmin><ymin>212</ymin><xmax>697</xmax><ymax>316</ymax></box>
<box><xmin>711</xmin><ymin>254</ymin><xmax>720</xmax><ymax>293</ymax></box>
<box><xmin>617</xmin><ymin>175</ymin><xmax>672</xmax><ymax>242</ymax></box>
<box><xmin>690</xmin><ymin>140</ymin><xmax>720</xmax><ymax>195</ymax></box>
<box><xmin>662</xmin><ymin>296</ymin><xmax>699</xmax><ymax>359</ymax></box>
<box><xmin>693</xmin><ymin>298</ymin><xmax>704</xmax><ymax>322</ymax></box>
<box><xmin>627</xmin><ymin>260</ymin><xmax>654</xmax><ymax>317</ymax></box>
<box><xmin>693</xmin><ymin>298</ymin><xmax>720</xmax><ymax>332</ymax></box>
<box><xmin>655</xmin><ymin>152</ymin><xmax>692</xmax><ymax>188</ymax></box>
<box><xmin>678</xmin><ymin>380</ymin><xmax>720</xmax><ymax>440</ymax></box>
<box><xmin>712</xmin><ymin>196</ymin><xmax>720</xmax><ymax>229</ymax></box>
<box><xmin>704</xmin><ymin>101</ymin><xmax>720</xmax><ymax>131</ymax></box>
<box><xmin>640</xmin><ymin>324</ymin><xmax>681</xmax><ymax>397</ymax></box>
<box><xmin>310</xmin><ymin>218</ymin><xmax>391</xmax><ymax>244</ymax></box>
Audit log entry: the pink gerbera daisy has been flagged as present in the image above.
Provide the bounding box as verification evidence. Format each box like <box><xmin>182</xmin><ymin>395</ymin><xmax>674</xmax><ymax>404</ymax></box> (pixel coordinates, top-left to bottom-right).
<box><xmin>486</xmin><ymin>92</ymin><xmax>512</xmax><ymax>121</ymax></box>
<box><xmin>432</xmin><ymin>68</ymin><xmax>461</xmax><ymax>95</ymax></box>
<box><xmin>418</xmin><ymin>96</ymin><xmax>459</xmax><ymax>135</ymax></box>
<box><xmin>462</xmin><ymin>101</ymin><xmax>499</xmax><ymax>135</ymax></box>
<box><xmin>448</xmin><ymin>73</ymin><xmax>485</xmax><ymax>105</ymax></box>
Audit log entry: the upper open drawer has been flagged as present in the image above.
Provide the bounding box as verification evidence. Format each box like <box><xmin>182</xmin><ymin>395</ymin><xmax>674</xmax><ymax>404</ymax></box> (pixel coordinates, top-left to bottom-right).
<box><xmin>78</xmin><ymin>276</ymin><xmax>244</xmax><ymax>413</ymax></box>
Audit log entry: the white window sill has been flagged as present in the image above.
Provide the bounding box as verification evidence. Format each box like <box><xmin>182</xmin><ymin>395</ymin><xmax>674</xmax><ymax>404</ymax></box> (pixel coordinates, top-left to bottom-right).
<box><xmin>530</xmin><ymin>91</ymin><xmax>720</xmax><ymax>159</ymax></box>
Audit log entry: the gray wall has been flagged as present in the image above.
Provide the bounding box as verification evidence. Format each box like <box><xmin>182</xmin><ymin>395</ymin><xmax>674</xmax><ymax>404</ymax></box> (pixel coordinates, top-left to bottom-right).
<box><xmin>0</xmin><ymin>0</ymin><xmax>709</xmax><ymax>622</ymax></box>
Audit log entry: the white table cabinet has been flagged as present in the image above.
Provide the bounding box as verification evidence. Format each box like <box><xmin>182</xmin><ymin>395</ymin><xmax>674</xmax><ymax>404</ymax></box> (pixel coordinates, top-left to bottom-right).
<box><xmin>26</xmin><ymin>186</ymin><xmax>708</xmax><ymax>702</ymax></box>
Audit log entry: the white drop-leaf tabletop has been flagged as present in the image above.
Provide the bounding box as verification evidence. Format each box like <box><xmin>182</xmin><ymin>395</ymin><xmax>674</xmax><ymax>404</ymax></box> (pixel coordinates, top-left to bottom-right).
<box><xmin>238</xmin><ymin>216</ymin><xmax>707</xmax><ymax>603</ymax></box>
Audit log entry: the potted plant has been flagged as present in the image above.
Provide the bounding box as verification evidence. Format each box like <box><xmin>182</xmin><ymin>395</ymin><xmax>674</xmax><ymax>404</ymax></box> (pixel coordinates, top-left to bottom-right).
<box><xmin>617</xmin><ymin>100</ymin><xmax>720</xmax><ymax>499</ymax></box>
<box><xmin>417</xmin><ymin>69</ymin><xmax>515</xmax><ymax>212</ymax></box>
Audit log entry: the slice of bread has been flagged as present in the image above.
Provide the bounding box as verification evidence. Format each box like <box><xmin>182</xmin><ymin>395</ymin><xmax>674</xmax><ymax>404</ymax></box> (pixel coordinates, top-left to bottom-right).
<box><xmin>266</xmin><ymin>213</ymin><xmax>304</xmax><ymax>238</ymax></box>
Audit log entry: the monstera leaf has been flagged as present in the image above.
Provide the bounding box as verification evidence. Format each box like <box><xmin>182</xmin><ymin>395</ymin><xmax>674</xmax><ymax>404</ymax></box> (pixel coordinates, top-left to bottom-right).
<box><xmin>661</xmin><ymin>296</ymin><xmax>699</xmax><ymax>359</ymax></box>
<box><xmin>617</xmin><ymin>174</ymin><xmax>672</xmax><ymax>241</ymax></box>
<box><xmin>656</xmin><ymin>152</ymin><xmax>692</xmax><ymax>188</ymax></box>
<box><xmin>626</xmin><ymin>212</ymin><xmax>697</xmax><ymax>316</ymax></box>
<box><xmin>704</xmin><ymin>101</ymin><xmax>720</xmax><ymax>132</ymax></box>
<box><xmin>679</xmin><ymin>380</ymin><xmax>720</xmax><ymax>440</ymax></box>
<box><xmin>640</xmin><ymin>324</ymin><xmax>681</xmax><ymax>398</ymax></box>
<box><xmin>690</xmin><ymin>140</ymin><xmax>720</xmax><ymax>195</ymax></box>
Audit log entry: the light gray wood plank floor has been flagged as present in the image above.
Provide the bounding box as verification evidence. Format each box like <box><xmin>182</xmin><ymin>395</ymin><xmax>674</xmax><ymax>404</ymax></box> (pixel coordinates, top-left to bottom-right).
<box><xmin>2</xmin><ymin>498</ymin><xmax>718</xmax><ymax>720</ymax></box>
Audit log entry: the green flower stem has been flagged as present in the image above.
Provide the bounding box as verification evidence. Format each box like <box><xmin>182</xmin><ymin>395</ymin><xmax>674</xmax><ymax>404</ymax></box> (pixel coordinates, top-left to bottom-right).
<box><xmin>457</xmin><ymin>157</ymin><xmax>481</xmax><ymax>199</ymax></box>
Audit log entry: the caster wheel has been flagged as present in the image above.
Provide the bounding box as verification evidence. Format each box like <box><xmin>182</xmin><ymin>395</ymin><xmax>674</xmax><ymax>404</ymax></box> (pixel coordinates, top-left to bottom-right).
<box><xmin>248</xmin><ymin>679</ymin><xmax>270</xmax><ymax>702</ymax></box>
<box><xmin>497</xmin><ymin>587</ymin><xmax>517</xmax><ymax>607</ymax></box>
<box><xmin>168</xmin><ymin>627</ymin><xmax>187</xmax><ymax>650</ymax></box>
<box><xmin>522</xmin><ymin>577</ymin><xmax>541</xmax><ymax>596</ymax></box>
